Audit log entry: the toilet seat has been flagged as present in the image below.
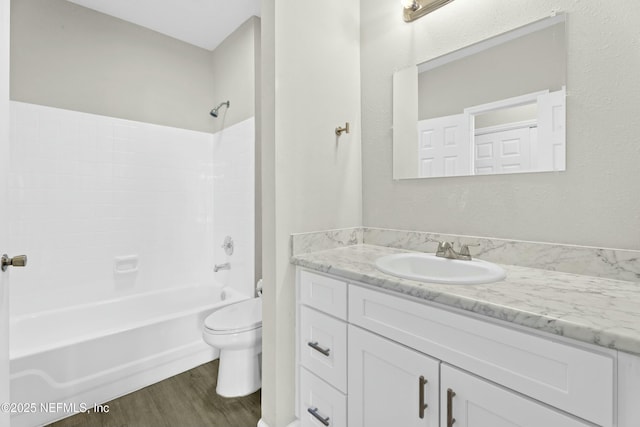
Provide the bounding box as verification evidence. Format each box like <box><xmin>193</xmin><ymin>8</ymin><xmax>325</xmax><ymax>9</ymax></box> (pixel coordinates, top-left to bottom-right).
<box><xmin>204</xmin><ymin>298</ymin><xmax>262</xmax><ymax>334</ymax></box>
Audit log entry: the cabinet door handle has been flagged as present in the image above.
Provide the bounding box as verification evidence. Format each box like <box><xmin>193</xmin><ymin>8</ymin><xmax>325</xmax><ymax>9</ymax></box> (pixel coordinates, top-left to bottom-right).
<box><xmin>307</xmin><ymin>407</ymin><xmax>330</xmax><ymax>426</ymax></box>
<box><xmin>307</xmin><ymin>341</ymin><xmax>331</xmax><ymax>356</ymax></box>
<box><xmin>418</xmin><ymin>375</ymin><xmax>428</xmax><ymax>419</ymax></box>
<box><xmin>447</xmin><ymin>388</ymin><xmax>456</xmax><ymax>427</ymax></box>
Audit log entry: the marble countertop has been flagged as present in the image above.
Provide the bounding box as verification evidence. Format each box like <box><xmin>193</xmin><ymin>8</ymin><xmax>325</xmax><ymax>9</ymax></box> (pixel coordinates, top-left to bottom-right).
<box><xmin>291</xmin><ymin>244</ymin><xmax>640</xmax><ymax>355</ymax></box>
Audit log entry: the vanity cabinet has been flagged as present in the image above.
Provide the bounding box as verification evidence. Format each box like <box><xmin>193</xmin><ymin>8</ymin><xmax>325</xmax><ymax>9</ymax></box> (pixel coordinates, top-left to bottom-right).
<box><xmin>348</xmin><ymin>325</ymin><xmax>439</xmax><ymax>427</ymax></box>
<box><xmin>440</xmin><ymin>364</ymin><xmax>591</xmax><ymax>427</ymax></box>
<box><xmin>298</xmin><ymin>270</ymin><xmax>349</xmax><ymax>427</ymax></box>
<box><xmin>296</xmin><ymin>268</ymin><xmax>616</xmax><ymax>427</ymax></box>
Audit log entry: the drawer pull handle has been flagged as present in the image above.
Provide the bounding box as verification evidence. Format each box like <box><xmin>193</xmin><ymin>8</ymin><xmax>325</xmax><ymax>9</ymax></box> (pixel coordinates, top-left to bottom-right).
<box><xmin>418</xmin><ymin>375</ymin><xmax>428</xmax><ymax>419</ymax></box>
<box><xmin>307</xmin><ymin>407</ymin><xmax>330</xmax><ymax>426</ymax></box>
<box><xmin>308</xmin><ymin>341</ymin><xmax>331</xmax><ymax>356</ymax></box>
<box><xmin>447</xmin><ymin>388</ymin><xmax>456</xmax><ymax>427</ymax></box>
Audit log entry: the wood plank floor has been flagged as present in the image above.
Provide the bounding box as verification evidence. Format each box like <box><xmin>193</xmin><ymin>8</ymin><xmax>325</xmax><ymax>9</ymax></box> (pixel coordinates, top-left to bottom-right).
<box><xmin>48</xmin><ymin>360</ymin><xmax>261</xmax><ymax>427</ymax></box>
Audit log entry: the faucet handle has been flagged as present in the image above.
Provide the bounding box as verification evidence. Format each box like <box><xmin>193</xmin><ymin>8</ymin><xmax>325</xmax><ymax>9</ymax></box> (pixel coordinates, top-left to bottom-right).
<box><xmin>436</xmin><ymin>241</ymin><xmax>455</xmax><ymax>258</ymax></box>
<box><xmin>436</xmin><ymin>241</ymin><xmax>450</xmax><ymax>253</ymax></box>
<box><xmin>458</xmin><ymin>243</ymin><xmax>480</xmax><ymax>257</ymax></box>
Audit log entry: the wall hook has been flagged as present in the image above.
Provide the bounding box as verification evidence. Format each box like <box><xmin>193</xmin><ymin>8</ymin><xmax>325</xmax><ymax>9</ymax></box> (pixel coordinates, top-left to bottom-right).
<box><xmin>335</xmin><ymin>122</ymin><xmax>350</xmax><ymax>136</ymax></box>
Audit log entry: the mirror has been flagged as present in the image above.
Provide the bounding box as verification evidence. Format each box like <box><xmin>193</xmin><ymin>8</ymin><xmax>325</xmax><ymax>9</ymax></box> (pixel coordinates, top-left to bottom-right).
<box><xmin>393</xmin><ymin>15</ymin><xmax>567</xmax><ymax>179</ymax></box>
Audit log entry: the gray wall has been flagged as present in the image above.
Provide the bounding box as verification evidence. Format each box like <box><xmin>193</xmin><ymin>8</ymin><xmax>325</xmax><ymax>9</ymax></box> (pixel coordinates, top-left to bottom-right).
<box><xmin>362</xmin><ymin>0</ymin><xmax>640</xmax><ymax>250</ymax></box>
<box><xmin>417</xmin><ymin>23</ymin><xmax>566</xmax><ymax>120</ymax></box>
<box><xmin>210</xmin><ymin>16</ymin><xmax>260</xmax><ymax>134</ymax></box>
<box><xmin>10</xmin><ymin>0</ymin><xmax>215</xmax><ymax>132</ymax></box>
<box><xmin>11</xmin><ymin>0</ymin><xmax>260</xmax><ymax>135</ymax></box>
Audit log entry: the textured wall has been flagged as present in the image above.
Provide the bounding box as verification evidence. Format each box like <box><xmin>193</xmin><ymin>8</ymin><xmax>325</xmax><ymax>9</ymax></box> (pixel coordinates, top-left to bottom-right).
<box><xmin>361</xmin><ymin>0</ymin><xmax>640</xmax><ymax>250</ymax></box>
<box><xmin>261</xmin><ymin>0</ymin><xmax>362</xmax><ymax>425</ymax></box>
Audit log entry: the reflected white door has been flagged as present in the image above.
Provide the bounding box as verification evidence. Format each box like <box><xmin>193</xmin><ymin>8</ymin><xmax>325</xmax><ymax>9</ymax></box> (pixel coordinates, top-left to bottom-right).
<box><xmin>417</xmin><ymin>114</ymin><xmax>470</xmax><ymax>177</ymax></box>
<box><xmin>537</xmin><ymin>87</ymin><xmax>566</xmax><ymax>171</ymax></box>
<box><xmin>1</xmin><ymin>0</ymin><xmax>10</xmax><ymax>425</ymax></box>
<box><xmin>474</xmin><ymin>126</ymin><xmax>534</xmax><ymax>175</ymax></box>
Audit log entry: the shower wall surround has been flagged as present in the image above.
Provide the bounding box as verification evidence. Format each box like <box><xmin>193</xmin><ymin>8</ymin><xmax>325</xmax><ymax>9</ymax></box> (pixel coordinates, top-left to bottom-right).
<box><xmin>212</xmin><ymin>117</ymin><xmax>255</xmax><ymax>298</ymax></box>
<box><xmin>9</xmin><ymin>101</ymin><xmax>255</xmax><ymax>316</ymax></box>
<box><xmin>291</xmin><ymin>227</ymin><xmax>640</xmax><ymax>283</ymax></box>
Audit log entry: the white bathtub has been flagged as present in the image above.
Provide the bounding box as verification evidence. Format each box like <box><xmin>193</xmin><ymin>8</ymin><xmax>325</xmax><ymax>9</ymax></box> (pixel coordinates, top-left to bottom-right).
<box><xmin>9</xmin><ymin>284</ymin><xmax>245</xmax><ymax>427</ymax></box>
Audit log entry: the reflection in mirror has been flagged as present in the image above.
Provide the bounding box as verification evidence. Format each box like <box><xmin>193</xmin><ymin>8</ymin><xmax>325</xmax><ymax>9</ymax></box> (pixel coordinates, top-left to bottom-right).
<box><xmin>393</xmin><ymin>14</ymin><xmax>567</xmax><ymax>179</ymax></box>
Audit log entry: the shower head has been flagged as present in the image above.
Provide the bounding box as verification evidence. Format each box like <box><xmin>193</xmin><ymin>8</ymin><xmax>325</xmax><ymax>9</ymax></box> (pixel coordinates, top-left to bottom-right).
<box><xmin>210</xmin><ymin>101</ymin><xmax>230</xmax><ymax>118</ymax></box>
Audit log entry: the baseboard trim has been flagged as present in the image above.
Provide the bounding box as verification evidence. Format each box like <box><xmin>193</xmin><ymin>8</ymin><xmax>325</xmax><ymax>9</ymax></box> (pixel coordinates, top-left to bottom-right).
<box><xmin>257</xmin><ymin>418</ymin><xmax>299</xmax><ymax>427</ymax></box>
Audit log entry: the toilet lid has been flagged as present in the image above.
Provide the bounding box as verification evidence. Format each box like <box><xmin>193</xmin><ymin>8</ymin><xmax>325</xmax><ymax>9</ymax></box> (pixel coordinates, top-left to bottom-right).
<box><xmin>205</xmin><ymin>298</ymin><xmax>262</xmax><ymax>333</ymax></box>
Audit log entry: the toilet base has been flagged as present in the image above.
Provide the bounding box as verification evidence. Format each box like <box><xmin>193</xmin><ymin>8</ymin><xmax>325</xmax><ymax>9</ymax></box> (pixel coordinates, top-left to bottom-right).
<box><xmin>216</xmin><ymin>347</ymin><xmax>262</xmax><ymax>397</ymax></box>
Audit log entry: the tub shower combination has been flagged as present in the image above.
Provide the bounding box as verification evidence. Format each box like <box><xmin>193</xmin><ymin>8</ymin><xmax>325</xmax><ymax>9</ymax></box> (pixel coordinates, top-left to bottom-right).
<box><xmin>10</xmin><ymin>286</ymin><xmax>244</xmax><ymax>427</ymax></box>
<box><xmin>9</xmin><ymin>102</ymin><xmax>256</xmax><ymax>426</ymax></box>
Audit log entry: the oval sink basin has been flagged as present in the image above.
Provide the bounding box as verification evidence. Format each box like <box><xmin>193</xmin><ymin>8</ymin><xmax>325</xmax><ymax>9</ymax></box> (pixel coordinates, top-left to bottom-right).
<box><xmin>375</xmin><ymin>253</ymin><xmax>506</xmax><ymax>285</ymax></box>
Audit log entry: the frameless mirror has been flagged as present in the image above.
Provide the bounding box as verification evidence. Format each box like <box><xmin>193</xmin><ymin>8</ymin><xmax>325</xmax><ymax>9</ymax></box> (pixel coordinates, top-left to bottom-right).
<box><xmin>393</xmin><ymin>14</ymin><xmax>567</xmax><ymax>179</ymax></box>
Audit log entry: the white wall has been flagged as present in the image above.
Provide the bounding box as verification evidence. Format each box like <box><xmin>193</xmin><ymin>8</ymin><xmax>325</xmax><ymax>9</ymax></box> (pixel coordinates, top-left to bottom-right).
<box><xmin>9</xmin><ymin>103</ymin><xmax>257</xmax><ymax>314</ymax></box>
<box><xmin>212</xmin><ymin>117</ymin><xmax>255</xmax><ymax>299</ymax></box>
<box><xmin>362</xmin><ymin>0</ymin><xmax>640</xmax><ymax>250</ymax></box>
<box><xmin>260</xmin><ymin>0</ymin><xmax>362</xmax><ymax>425</ymax></box>
<box><xmin>9</xmin><ymin>102</ymin><xmax>215</xmax><ymax>315</ymax></box>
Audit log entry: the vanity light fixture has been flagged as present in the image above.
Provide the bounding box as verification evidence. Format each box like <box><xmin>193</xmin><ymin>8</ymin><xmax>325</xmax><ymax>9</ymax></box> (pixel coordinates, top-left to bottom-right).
<box><xmin>402</xmin><ymin>0</ymin><xmax>455</xmax><ymax>22</ymax></box>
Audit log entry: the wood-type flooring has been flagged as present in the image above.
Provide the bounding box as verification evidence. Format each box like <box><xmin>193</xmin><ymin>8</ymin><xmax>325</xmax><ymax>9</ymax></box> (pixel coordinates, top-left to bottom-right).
<box><xmin>47</xmin><ymin>360</ymin><xmax>261</xmax><ymax>427</ymax></box>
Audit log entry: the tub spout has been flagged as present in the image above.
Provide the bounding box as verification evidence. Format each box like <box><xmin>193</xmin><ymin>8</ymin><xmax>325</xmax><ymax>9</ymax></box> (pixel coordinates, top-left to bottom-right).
<box><xmin>214</xmin><ymin>262</ymin><xmax>231</xmax><ymax>272</ymax></box>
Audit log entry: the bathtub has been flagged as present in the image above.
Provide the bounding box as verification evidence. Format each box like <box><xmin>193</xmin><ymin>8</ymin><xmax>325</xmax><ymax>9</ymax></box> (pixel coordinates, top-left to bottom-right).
<box><xmin>9</xmin><ymin>284</ymin><xmax>246</xmax><ymax>427</ymax></box>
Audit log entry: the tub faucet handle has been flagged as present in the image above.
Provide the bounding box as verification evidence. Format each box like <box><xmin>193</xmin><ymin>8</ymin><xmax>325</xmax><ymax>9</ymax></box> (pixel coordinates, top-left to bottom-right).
<box><xmin>221</xmin><ymin>236</ymin><xmax>234</xmax><ymax>256</ymax></box>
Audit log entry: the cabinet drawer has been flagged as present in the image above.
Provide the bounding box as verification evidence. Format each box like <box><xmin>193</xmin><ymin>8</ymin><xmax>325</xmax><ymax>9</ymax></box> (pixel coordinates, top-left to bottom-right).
<box><xmin>349</xmin><ymin>285</ymin><xmax>614</xmax><ymax>427</ymax></box>
<box><xmin>300</xmin><ymin>368</ymin><xmax>346</xmax><ymax>427</ymax></box>
<box><xmin>300</xmin><ymin>306</ymin><xmax>347</xmax><ymax>393</ymax></box>
<box><xmin>299</xmin><ymin>270</ymin><xmax>347</xmax><ymax>320</ymax></box>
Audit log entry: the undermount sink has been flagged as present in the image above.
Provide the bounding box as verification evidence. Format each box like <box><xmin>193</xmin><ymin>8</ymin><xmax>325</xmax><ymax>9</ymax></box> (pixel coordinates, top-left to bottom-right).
<box><xmin>375</xmin><ymin>253</ymin><xmax>506</xmax><ymax>285</ymax></box>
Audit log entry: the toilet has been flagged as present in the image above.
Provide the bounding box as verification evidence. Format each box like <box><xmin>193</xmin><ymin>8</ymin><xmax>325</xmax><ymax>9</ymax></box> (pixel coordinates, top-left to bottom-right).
<box><xmin>202</xmin><ymin>297</ymin><xmax>262</xmax><ymax>397</ymax></box>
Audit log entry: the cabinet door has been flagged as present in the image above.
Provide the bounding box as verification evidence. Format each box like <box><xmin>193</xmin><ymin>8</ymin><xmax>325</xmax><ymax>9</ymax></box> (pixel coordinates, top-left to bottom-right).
<box><xmin>348</xmin><ymin>325</ymin><xmax>439</xmax><ymax>427</ymax></box>
<box><xmin>440</xmin><ymin>364</ymin><xmax>592</xmax><ymax>427</ymax></box>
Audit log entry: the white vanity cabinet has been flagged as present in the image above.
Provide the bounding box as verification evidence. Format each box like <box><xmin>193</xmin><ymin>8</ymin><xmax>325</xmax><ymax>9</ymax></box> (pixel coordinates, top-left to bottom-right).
<box><xmin>348</xmin><ymin>325</ymin><xmax>439</xmax><ymax>427</ymax></box>
<box><xmin>296</xmin><ymin>268</ymin><xmax>619</xmax><ymax>427</ymax></box>
<box><xmin>440</xmin><ymin>365</ymin><xmax>592</xmax><ymax>427</ymax></box>
<box><xmin>298</xmin><ymin>270</ymin><xmax>349</xmax><ymax>427</ymax></box>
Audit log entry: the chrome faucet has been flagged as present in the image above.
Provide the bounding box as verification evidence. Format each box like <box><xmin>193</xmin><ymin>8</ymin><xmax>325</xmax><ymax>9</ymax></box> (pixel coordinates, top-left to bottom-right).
<box><xmin>214</xmin><ymin>262</ymin><xmax>231</xmax><ymax>272</ymax></box>
<box><xmin>435</xmin><ymin>241</ymin><xmax>478</xmax><ymax>261</ymax></box>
